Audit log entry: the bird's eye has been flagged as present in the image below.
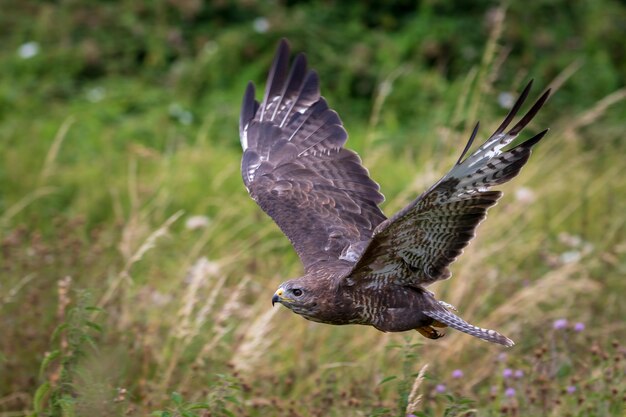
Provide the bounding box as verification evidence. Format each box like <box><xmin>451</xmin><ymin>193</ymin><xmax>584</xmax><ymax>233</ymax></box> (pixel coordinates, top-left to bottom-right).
<box><xmin>292</xmin><ymin>289</ymin><xmax>303</xmax><ymax>297</ymax></box>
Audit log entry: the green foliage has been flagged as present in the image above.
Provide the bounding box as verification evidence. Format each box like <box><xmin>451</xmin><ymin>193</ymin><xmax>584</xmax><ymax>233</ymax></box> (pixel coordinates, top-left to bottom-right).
<box><xmin>152</xmin><ymin>391</ymin><xmax>212</xmax><ymax>417</ymax></box>
<box><xmin>1</xmin><ymin>1</ymin><xmax>625</xmax><ymax>416</ymax></box>
<box><xmin>31</xmin><ymin>291</ymin><xmax>104</xmax><ymax>417</ymax></box>
<box><xmin>440</xmin><ymin>395</ymin><xmax>476</xmax><ymax>417</ymax></box>
<box><xmin>152</xmin><ymin>375</ymin><xmax>245</xmax><ymax>417</ymax></box>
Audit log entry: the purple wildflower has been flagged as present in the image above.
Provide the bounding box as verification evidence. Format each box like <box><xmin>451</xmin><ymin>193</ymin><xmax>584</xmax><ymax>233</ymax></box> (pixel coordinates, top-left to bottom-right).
<box><xmin>451</xmin><ymin>369</ymin><xmax>464</xmax><ymax>379</ymax></box>
<box><xmin>574</xmin><ymin>322</ymin><xmax>585</xmax><ymax>332</ymax></box>
<box><xmin>502</xmin><ymin>368</ymin><xmax>513</xmax><ymax>379</ymax></box>
<box><xmin>514</xmin><ymin>370</ymin><xmax>524</xmax><ymax>379</ymax></box>
<box><xmin>505</xmin><ymin>387</ymin><xmax>516</xmax><ymax>398</ymax></box>
<box><xmin>435</xmin><ymin>384</ymin><xmax>446</xmax><ymax>393</ymax></box>
<box><xmin>497</xmin><ymin>352</ymin><xmax>508</xmax><ymax>362</ymax></box>
<box><xmin>567</xmin><ymin>385</ymin><xmax>577</xmax><ymax>394</ymax></box>
<box><xmin>553</xmin><ymin>319</ymin><xmax>568</xmax><ymax>330</ymax></box>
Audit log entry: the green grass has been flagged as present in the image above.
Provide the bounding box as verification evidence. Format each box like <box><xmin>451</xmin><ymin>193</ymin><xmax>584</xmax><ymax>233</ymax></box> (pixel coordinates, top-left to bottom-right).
<box><xmin>1</xmin><ymin>1</ymin><xmax>625</xmax><ymax>416</ymax></box>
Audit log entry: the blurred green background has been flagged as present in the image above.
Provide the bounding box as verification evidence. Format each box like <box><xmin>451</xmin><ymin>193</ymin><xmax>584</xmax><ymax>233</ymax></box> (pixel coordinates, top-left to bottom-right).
<box><xmin>1</xmin><ymin>1</ymin><xmax>625</xmax><ymax>416</ymax></box>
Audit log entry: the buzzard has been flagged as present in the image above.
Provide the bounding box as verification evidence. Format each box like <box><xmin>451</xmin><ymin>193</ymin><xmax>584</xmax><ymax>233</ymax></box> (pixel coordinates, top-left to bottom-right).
<box><xmin>239</xmin><ymin>39</ymin><xmax>549</xmax><ymax>346</ymax></box>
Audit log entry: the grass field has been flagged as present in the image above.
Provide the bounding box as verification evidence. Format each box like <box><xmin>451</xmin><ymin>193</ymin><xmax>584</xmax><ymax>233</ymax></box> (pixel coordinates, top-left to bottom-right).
<box><xmin>1</xmin><ymin>1</ymin><xmax>625</xmax><ymax>416</ymax></box>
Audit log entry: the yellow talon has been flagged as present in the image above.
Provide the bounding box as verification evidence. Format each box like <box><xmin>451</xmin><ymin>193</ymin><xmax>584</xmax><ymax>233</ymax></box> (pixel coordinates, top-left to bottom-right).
<box><xmin>416</xmin><ymin>326</ymin><xmax>445</xmax><ymax>339</ymax></box>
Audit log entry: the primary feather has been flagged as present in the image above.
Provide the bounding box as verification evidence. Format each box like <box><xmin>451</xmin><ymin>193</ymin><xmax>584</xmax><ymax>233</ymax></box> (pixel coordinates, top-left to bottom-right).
<box><xmin>240</xmin><ymin>39</ymin><xmax>386</xmax><ymax>272</ymax></box>
<box><xmin>349</xmin><ymin>82</ymin><xmax>550</xmax><ymax>286</ymax></box>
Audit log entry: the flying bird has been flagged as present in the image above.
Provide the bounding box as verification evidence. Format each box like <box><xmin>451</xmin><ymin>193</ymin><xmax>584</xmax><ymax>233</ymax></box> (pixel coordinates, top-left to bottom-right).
<box><xmin>239</xmin><ymin>39</ymin><xmax>550</xmax><ymax>346</ymax></box>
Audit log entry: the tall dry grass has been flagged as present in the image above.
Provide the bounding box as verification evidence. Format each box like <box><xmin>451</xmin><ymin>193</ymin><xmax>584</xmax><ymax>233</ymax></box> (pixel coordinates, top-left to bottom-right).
<box><xmin>1</xmin><ymin>5</ymin><xmax>625</xmax><ymax>415</ymax></box>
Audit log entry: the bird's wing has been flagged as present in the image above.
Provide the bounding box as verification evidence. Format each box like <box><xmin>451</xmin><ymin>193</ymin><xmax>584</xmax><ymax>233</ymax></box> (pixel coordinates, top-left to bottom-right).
<box><xmin>347</xmin><ymin>81</ymin><xmax>550</xmax><ymax>286</ymax></box>
<box><xmin>239</xmin><ymin>40</ymin><xmax>386</xmax><ymax>272</ymax></box>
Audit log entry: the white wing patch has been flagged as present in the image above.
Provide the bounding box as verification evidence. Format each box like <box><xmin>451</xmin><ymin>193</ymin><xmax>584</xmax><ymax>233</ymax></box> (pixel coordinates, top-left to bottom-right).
<box><xmin>241</xmin><ymin>123</ymin><xmax>250</xmax><ymax>150</ymax></box>
<box><xmin>339</xmin><ymin>244</ymin><xmax>360</xmax><ymax>262</ymax></box>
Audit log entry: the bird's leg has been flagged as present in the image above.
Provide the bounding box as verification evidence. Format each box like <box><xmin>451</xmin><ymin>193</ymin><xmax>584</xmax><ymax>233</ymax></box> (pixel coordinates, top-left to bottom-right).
<box><xmin>438</xmin><ymin>300</ymin><xmax>458</xmax><ymax>311</ymax></box>
<box><xmin>416</xmin><ymin>326</ymin><xmax>445</xmax><ymax>339</ymax></box>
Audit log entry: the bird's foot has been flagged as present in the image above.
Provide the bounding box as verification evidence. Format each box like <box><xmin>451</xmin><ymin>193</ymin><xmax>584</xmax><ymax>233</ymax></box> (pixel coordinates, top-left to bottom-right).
<box><xmin>438</xmin><ymin>300</ymin><xmax>458</xmax><ymax>311</ymax></box>
<box><xmin>416</xmin><ymin>326</ymin><xmax>445</xmax><ymax>339</ymax></box>
<box><xmin>431</xmin><ymin>320</ymin><xmax>447</xmax><ymax>328</ymax></box>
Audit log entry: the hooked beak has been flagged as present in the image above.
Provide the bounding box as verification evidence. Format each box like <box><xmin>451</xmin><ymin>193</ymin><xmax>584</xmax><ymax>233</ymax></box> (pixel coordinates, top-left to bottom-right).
<box><xmin>272</xmin><ymin>288</ymin><xmax>284</xmax><ymax>306</ymax></box>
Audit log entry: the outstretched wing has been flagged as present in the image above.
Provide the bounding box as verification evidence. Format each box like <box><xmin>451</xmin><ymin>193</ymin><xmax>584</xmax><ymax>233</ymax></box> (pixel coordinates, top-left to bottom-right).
<box><xmin>348</xmin><ymin>81</ymin><xmax>550</xmax><ymax>286</ymax></box>
<box><xmin>239</xmin><ymin>39</ymin><xmax>386</xmax><ymax>272</ymax></box>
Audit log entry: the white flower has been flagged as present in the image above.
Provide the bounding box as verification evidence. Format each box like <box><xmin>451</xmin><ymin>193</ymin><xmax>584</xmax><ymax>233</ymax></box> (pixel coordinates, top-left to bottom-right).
<box><xmin>17</xmin><ymin>42</ymin><xmax>40</xmax><ymax>59</ymax></box>
<box><xmin>498</xmin><ymin>92</ymin><xmax>515</xmax><ymax>109</ymax></box>
<box><xmin>515</xmin><ymin>186</ymin><xmax>535</xmax><ymax>204</ymax></box>
<box><xmin>150</xmin><ymin>290</ymin><xmax>173</xmax><ymax>306</ymax></box>
<box><xmin>185</xmin><ymin>215</ymin><xmax>210</xmax><ymax>230</ymax></box>
<box><xmin>558</xmin><ymin>232</ymin><xmax>582</xmax><ymax>247</ymax></box>
<box><xmin>169</xmin><ymin>103</ymin><xmax>193</xmax><ymax>125</ymax></box>
<box><xmin>253</xmin><ymin>17</ymin><xmax>270</xmax><ymax>33</ymax></box>
<box><xmin>560</xmin><ymin>250</ymin><xmax>581</xmax><ymax>264</ymax></box>
<box><xmin>86</xmin><ymin>86</ymin><xmax>106</xmax><ymax>102</ymax></box>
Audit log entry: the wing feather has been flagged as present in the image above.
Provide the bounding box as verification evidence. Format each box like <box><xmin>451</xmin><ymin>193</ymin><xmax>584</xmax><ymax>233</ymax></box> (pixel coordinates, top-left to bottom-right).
<box><xmin>240</xmin><ymin>39</ymin><xmax>386</xmax><ymax>271</ymax></box>
<box><xmin>349</xmin><ymin>82</ymin><xmax>550</xmax><ymax>286</ymax></box>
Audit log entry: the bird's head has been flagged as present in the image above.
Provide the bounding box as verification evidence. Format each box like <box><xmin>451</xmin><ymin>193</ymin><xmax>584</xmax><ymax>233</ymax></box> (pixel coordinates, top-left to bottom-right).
<box><xmin>272</xmin><ymin>279</ymin><xmax>320</xmax><ymax>318</ymax></box>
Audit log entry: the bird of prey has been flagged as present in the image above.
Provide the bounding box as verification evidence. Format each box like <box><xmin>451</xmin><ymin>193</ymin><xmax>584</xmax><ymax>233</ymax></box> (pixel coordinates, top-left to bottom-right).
<box><xmin>239</xmin><ymin>39</ymin><xmax>549</xmax><ymax>346</ymax></box>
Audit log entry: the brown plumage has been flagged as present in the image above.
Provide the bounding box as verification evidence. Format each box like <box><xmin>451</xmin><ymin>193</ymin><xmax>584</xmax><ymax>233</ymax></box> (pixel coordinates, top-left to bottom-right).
<box><xmin>239</xmin><ymin>39</ymin><xmax>550</xmax><ymax>346</ymax></box>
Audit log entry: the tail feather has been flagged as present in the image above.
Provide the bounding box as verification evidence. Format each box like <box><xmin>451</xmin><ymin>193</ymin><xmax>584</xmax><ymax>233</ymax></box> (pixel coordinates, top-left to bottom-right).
<box><xmin>424</xmin><ymin>309</ymin><xmax>514</xmax><ymax>347</ymax></box>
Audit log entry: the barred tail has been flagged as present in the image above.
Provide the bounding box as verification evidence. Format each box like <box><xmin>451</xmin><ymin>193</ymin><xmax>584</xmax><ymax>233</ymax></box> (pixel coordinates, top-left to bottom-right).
<box><xmin>424</xmin><ymin>309</ymin><xmax>514</xmax><ymax>347</ymax></box>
